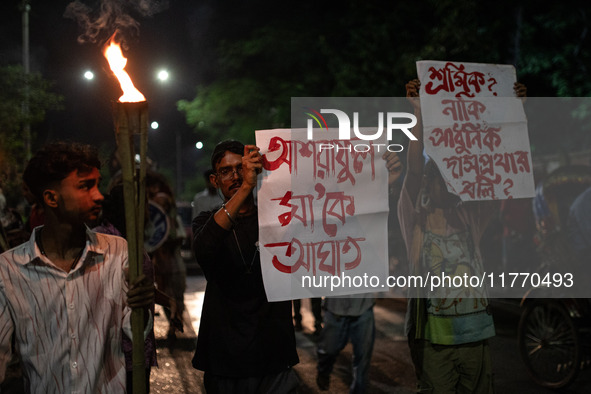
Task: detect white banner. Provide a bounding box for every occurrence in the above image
[416,60,535,200]
[256,129,389,301]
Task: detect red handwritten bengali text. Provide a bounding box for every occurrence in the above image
[264,236,365,276]
[443,151,531,179]
[262,136,376,186]
[424,62,498,98]
[271,183,355,237]
[441,98,486,122]
[429,123,502,155]
[459,174,517,199]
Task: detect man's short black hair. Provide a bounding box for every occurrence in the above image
[211,140,244,171]
[23,141,101,204]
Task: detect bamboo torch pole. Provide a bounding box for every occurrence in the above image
[112,100,148,394]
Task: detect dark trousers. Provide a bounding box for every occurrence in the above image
[203,368,299,394]
[293,298,322,325]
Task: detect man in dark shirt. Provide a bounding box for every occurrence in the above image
[192,140,299,393]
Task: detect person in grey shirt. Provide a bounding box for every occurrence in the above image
[316,295,376,393]
[192,169,221,219]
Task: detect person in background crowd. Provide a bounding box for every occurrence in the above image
[151,189,187,342]
[193,169,221,219]
[316,151,403,393]
[22,182,45,233]
[0,141,154,393]
[0,184,28,252]
[292,298,322,335]
[567,185,591,263]
[315,295,375,393]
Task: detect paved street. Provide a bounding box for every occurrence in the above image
[149,275,415,393]
[149,274,591,393]
[149,277,204,393]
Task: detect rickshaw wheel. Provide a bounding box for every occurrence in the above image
[518,300,580,389]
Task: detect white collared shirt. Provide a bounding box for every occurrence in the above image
[0,227,132,394]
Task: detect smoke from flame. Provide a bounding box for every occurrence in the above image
[65,0,169,45]
[65,1,169,102]
[104,36,145,102]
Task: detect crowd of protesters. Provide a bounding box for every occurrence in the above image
[0,76,589,394]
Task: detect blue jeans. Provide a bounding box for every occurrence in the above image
[316,307,375,394]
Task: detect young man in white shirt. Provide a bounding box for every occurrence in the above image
[0,141,154,393]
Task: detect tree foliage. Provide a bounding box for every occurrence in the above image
[0,65,63,204]
[178,0,591,162]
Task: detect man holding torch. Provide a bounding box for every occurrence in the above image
[0,141,154,393]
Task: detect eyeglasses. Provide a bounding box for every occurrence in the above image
[216,165,243,181]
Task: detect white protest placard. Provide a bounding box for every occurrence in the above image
[416,60,535,200]
[256,129,389,301]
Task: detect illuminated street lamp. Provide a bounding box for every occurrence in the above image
[83,70,94,80]
[196,141,203,150]
[156,69,169,82]
[150,121,159,130]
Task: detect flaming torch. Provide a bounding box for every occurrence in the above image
[104,35,148,394]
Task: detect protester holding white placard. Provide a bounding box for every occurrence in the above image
[398,78,527,393]
[416,60,534,201]
[191,140,299,393]
[256,128,390,302]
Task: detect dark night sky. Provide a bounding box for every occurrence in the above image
[3,1,591,197]
[1,0,352,197]
[0,1,212,187]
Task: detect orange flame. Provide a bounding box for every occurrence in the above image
[103,37,146,102]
